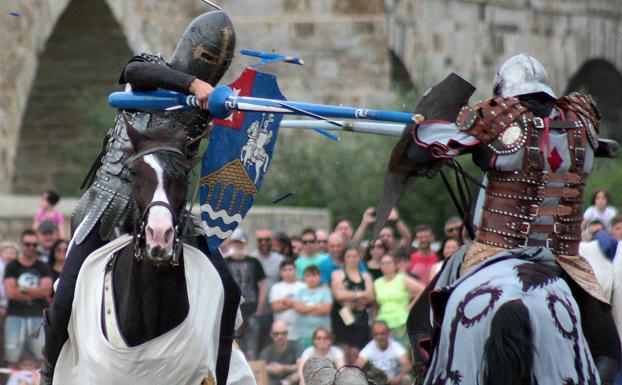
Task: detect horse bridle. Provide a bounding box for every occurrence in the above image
[125,146,187,266]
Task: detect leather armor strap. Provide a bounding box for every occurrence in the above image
[480,211,580,237]
[477,231,580,255]
[486,183,582,200]
[525,114,543,170]
[483,194,580,220]
[549,120,583,130]
[487,170,583,185]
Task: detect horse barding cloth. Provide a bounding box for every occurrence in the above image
[423,244,601,384]
[200,67,284,253]
[53,235,225,385]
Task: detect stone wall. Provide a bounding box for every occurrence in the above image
[3,0,390,194]
[0,0,72,193]
[3,0,620,194]
[0,194,330,248]
[385,0,622,99]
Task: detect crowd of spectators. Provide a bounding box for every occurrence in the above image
[0,187,620,383]
[219,207,462,385]
[0,191,67,370]
[219,188,622,385]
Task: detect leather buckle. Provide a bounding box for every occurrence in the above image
[553,222,561,234]
[519,222,531,235]
[533,117,545,129]
[519,236,530,247]
[528,204,539,217]
[575,147,585,165]
[546,238,554,249]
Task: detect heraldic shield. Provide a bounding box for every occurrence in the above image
[200,68,285,252]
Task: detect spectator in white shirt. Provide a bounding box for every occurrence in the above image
[270,259,306,341]
[356,321,413,385]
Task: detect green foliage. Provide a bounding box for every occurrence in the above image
[58,95,116,196]
[251,86,483,236]
[584,157,622,209]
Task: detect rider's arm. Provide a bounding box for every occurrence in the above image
[120,61,195,93]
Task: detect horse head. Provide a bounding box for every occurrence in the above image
[124,116,191,266]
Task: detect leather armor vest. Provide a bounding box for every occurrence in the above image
[456,93,600,257]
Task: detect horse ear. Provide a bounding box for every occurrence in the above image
[123,114,144,151]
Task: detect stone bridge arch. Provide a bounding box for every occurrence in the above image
[385,0,622,101]
[2,0,390,194]
[566,58,622,142]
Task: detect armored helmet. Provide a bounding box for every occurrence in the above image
[169,11,236,86]
[492,54,556,99]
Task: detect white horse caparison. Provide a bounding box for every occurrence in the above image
[54,129,257,385]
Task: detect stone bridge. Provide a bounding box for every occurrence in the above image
[1,0,621,195]
[385,0,622,133]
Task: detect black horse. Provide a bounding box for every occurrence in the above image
[53,122,252,385]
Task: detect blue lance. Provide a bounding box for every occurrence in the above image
[108,88,423,125]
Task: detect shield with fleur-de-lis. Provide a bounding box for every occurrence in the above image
[199,68,284,253]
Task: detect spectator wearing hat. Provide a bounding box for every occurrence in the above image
[224,230,267,360]
[36,221,59,263]
[33,190,64,239]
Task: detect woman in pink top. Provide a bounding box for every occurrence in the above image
[34,190,64,238]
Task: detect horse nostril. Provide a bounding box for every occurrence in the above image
[164,228,174,243]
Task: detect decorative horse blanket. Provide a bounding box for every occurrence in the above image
[424,245,599,385]
[54,235,225,385]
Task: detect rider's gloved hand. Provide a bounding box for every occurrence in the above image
[188,79,213,110]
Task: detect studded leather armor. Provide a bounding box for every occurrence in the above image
[452,93,602,297]
[72,53,211,245]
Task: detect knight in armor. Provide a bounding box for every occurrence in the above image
[41,11,240,385]
[381,54,620,384]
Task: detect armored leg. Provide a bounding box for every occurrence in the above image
[40,223,107,384]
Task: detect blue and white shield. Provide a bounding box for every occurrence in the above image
[199,68,285,252]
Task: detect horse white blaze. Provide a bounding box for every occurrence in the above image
[143,155,174,256]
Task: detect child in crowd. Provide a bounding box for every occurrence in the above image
[33,190,64,238]
[293,265,332,348]
[582,188,617,235]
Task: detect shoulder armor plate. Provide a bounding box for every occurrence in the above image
[456,96,527,144]
[557,92,600,149]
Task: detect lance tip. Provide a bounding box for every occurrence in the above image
[200,0,222,10]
